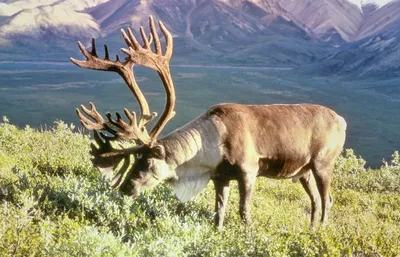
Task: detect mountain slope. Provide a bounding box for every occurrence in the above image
[276,0,363,43]
[97,0,327,66]
[311,30,400,77]
[0,0,398,74]
[0,0,331,66]
[311,0,400,77]
[356,0,400,40]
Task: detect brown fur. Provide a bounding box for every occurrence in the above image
[201,103,345,228]
[119,103,346,229]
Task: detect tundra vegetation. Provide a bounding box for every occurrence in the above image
[0,118,399,256]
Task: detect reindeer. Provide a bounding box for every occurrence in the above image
[71,16,346,229]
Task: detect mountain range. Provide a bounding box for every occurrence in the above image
[0,0,399,76]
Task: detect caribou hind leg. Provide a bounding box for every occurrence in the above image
[299,171,320,229]
[312,162,334,227]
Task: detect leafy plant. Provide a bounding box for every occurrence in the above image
[1,118,399,256]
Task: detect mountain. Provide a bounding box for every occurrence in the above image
[87,0,326,64]
[310,0,400,77]
[0,0,399,75]
[311,29,400,77]
[0,0,331,66]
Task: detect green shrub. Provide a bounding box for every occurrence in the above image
[1,119,399,256]
[0,117,92,176]
[333,149,400,193]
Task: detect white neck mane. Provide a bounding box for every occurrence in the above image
[159,115,226,202]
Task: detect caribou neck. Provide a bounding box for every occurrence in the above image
[155,115,225,203]
[158,115,225,172]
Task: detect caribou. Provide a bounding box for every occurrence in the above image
[71,16,346,229]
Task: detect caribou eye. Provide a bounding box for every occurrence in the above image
[136,153,143,160]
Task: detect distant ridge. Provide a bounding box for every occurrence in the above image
[0,0,399,76]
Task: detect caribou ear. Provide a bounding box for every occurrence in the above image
[152,145,165,159]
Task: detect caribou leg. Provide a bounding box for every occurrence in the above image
[237,170,257,224]
[299,171,320,229]
[312,163,334,227]
[213,178,230,229]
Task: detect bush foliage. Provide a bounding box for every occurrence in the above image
[1,118,399,256]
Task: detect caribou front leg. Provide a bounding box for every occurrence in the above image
[213,179,230,228]
[238,172,257,224]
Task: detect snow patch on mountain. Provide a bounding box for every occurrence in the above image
[347,0,363,9]
[0,3,100,39]
[58,0,111,11]
[347,0,396,10]
[3,0,59,10]
[0,0,111,14]
[0,3,22,16]
[362,0,395,8]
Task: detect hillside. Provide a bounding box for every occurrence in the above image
[1,119,399,256]
[311,0,400,77]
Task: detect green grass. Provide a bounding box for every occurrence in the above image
[0,118,399,256]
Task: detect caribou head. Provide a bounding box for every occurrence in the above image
[71,16,178,197]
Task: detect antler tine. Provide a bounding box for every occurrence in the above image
[90,38,97,56]
[120,16,176,146]
[159,21,173,59]
[90,131,140,187]
[76,102,105,131]
[104,109,152,144]
[90,131,124,174]
[127,28,140,50]
[77,102,155,144]
[140,26,150,49]
[149,16,162,55]
[110,156,130,188]
[70,40,117,70]
[104,44,110,60]
[77,102,116,135]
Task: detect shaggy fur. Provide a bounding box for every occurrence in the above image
[119,103,346,229]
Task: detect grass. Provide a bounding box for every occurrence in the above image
[0,118,399,256]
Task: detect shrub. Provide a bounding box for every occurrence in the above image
[333,149,400,193]
[1,119,399,256]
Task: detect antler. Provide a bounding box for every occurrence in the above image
[121,16,176,146]
[71,37,157,143]
[90,131,141,187]
[71,16,176,186]
[76,102,156,143]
